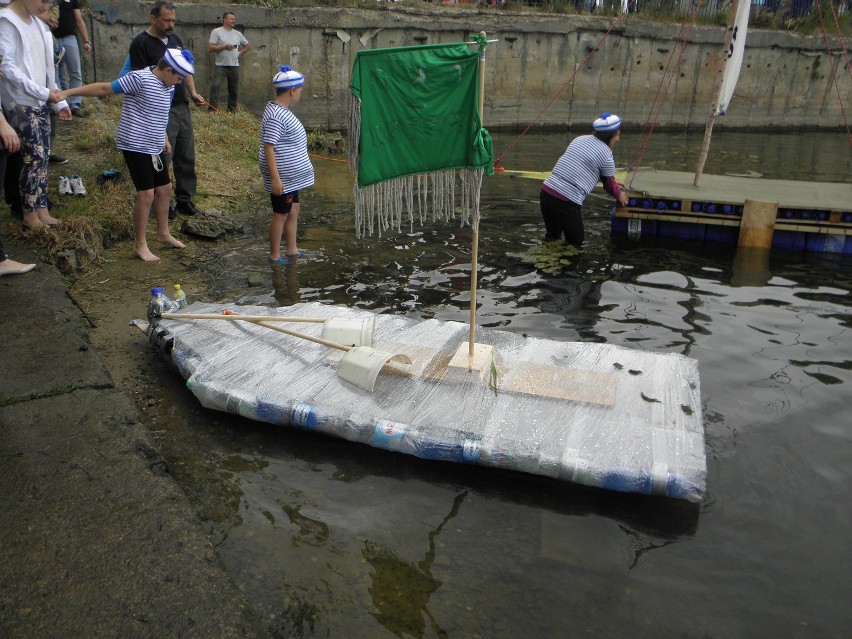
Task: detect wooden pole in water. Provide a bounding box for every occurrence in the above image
[738,199,778,249]
[694,0,741,187]
[468,31,487,362]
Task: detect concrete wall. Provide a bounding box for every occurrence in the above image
[86,1,849,131]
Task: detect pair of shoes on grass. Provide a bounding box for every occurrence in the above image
[58,175,87,196]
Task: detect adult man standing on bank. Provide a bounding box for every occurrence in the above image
[129,0,204,217]
[50,0,91,117]
[207,11,250,113]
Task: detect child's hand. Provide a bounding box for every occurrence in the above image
[163,139,172,156]
[49,89,65,104]
[271,176,284,196]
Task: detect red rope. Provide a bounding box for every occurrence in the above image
[626,13,699,188]
[492,9,630,170]
[817,0,852,148]
[826,0,852,84]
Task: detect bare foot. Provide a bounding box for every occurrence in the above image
[134,246,160,262]
[22,212,45,230]
[156,233,185,249]
[36,211,60,225]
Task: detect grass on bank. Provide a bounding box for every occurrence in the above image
[5,98,272,271]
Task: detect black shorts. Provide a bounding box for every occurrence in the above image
[271,190,299,214]
[123,150,170,192]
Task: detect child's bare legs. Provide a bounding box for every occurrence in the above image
[133,188,159,261]
[153,184,184,249]
[284,203,300,256]
[133,185,186,261]
[269,211,287,262]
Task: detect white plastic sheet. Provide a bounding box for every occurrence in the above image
[145,301,705,501]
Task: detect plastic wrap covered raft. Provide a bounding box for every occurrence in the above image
[142,302,706,502]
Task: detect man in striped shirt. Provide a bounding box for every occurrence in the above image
[57,48,196,262]
[540,112,629,246]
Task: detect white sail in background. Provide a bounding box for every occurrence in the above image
[716,0,751,116]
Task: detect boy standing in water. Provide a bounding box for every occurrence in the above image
[259,65,314,264]
[58,48,195,261]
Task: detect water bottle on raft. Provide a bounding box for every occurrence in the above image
[146,284,188,322]
[173,284,188,309]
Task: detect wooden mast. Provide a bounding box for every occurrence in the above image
[467,31,487,361]
[693,0,741,187]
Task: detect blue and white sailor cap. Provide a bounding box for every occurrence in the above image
[593,112,622,132]
[163,48,195,77]
[273,65,305,90]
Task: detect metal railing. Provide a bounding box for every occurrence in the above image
[503,0,850,21]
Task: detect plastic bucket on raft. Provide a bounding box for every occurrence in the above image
[320,317,375,347]
[337,346,412,392]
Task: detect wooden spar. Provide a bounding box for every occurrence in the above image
[162,312,329,323]
[693,0,741,187]
[467,31,487,362]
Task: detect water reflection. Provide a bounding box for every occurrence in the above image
[363,491,466,639]
[185,130,852,638]
[271,259,301,305]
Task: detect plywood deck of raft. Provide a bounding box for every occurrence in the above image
[625,168,852,210]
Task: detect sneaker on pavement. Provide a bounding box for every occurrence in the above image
[69,175,87,196]
[58,175,73,195]
[49,155,68,165]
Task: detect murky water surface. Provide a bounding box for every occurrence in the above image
[169,131,851,637]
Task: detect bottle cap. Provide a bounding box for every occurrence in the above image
[151,287,164,296]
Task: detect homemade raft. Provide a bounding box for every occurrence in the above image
[614,168,852,255]
[142,301,706,502]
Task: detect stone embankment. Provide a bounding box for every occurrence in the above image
[87,1,849,131]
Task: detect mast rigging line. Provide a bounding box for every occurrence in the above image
[491,7,632,171]
[815,0,852,148]
[626,3,702,189]
[824,0,851,85]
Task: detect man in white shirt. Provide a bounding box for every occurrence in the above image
[207,11,249,113]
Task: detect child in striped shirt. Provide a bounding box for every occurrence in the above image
[259,65,314,264]
[57,48,196,262]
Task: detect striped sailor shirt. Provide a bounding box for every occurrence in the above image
[258,101,314,193]
[112,67,173,155]
[542,134,616,206]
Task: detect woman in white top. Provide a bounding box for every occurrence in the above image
[0,0,71,230]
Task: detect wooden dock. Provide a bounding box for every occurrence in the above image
[615,169,852,254]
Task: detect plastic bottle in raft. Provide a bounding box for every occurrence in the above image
[173,284,187,309]
[147,287,168,321]
[147,287,179,322]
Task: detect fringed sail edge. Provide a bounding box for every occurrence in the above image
[354,169,485,239]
